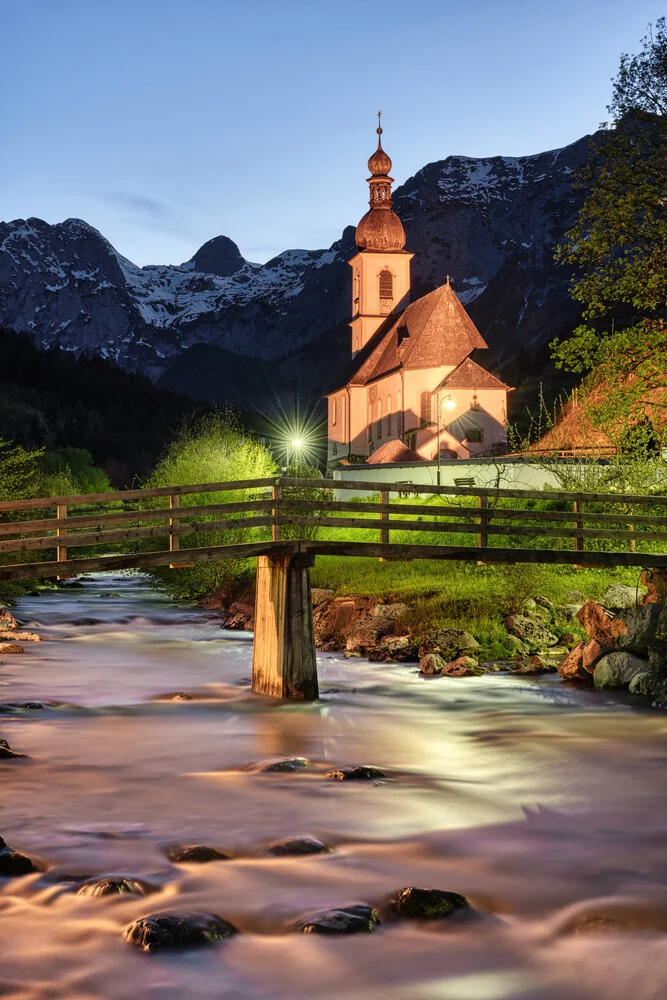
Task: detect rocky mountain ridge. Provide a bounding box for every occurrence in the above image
[0,132,596,403]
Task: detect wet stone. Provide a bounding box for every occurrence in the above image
[389,886,470,920]
[325,765,386,781]
[0,742,27,759]
[22,703,45,710]
[249,757,311,773]
[297,904,380,935]
[124,911,237,951]
[0,837,35,876]
[168,844,230,863]
[265,836,331,857]
[78,876,146,898]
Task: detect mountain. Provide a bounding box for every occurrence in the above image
[0,133,595,407]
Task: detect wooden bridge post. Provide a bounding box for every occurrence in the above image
[56,503,67,579]
[252,548,318,700]
[272,484,282,542]
[169,495,180,554]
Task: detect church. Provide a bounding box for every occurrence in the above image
[326,120,511,468]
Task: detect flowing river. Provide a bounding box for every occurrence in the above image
[1,573,667,999]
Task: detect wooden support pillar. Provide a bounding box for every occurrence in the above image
[56,504,67,579]
[252,549,318,700]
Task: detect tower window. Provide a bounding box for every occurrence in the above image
[420,391,432,426]
[379,269,393,302]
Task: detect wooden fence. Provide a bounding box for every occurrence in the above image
[1,475,667,580]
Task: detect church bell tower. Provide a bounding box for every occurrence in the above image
[349,114,413,356]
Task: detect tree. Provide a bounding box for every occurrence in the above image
[553,19,667,435]
[0,438,43,504]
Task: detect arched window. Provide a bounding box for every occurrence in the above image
[379,269,393,302]
[397,389,403,436]
[331,397,337,426]
[420,391,432,426]
[367,402,373,443]
[386,396,392,437]
[341,396,347,442]
[376,399,383,439]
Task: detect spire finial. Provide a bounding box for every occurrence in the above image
[377,110,382,136]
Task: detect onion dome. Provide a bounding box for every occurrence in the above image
[355,114,406,252]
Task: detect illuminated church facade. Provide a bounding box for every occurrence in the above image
[326,119,511,467]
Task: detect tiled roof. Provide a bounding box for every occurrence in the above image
[438,357,512,391]
[327,282,489,394]
[365,439,425,464]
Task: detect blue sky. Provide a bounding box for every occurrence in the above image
[1,0,663,265]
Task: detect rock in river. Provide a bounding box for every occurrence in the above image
[124,911,238,951]
[593,651,649,689]
[248,757,311,773]
[0,836,35,876]
[389,886,469,920]
[506,615,558,649]
[78,876,147,897]
[168,845,230,863]
[610,604,662,657]
[265,836,331,856]
[297,904,380,934]
[325,765,386,781]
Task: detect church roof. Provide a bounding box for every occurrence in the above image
[328,281,489,394]
[437,357,512,391]
[365,439,425,464]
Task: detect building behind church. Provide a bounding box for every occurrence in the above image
[326,121,512,469]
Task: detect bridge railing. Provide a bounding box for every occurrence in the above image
[1,476,667,579]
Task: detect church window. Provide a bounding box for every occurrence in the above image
[386,396,392,437]
[467,428,484,444]
[420,391,432,426]
[376,400,383,439]
[342,396,347,441]
[379,269,393,302]
[331,398,337,426]
[367,403,373,443]
[397,390,403,436]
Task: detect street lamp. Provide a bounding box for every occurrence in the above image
[436,394,457,486]
[288,438,303,469]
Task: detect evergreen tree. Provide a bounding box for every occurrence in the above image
[552,19,667,434]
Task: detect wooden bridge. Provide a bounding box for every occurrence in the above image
[2,475,667,701]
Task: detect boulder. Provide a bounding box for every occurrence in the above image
[0,742,27,759]
[440,655,484,677]
[516,655,556,675]
[418,628,480,659]
[311,588,333,607]
[648,642,667,676]
[314,596,374,650]
[576,601,614,642]
[419,653,446,675]
[389,886,469,920]
[582,638,615,673]
[600,583,641,609]
[593,651,649,689]
[0,836,35,876]
[168,845,229,863]
[222,595,255,631]
[628,672,665,698]
[563,589,586,604]
[265,837,331,857]
[197,585,231,611]
[78,877,147,897]
[297,904,380,934]
[610,604,662,657]
[554,604,584,621]
[345,602,410,655]
[0,610,18,630]
[640,568,667,605]
[325,765,386,781]
[558,642,591,682]
[124,912,237,951]
[0,631,42,642]
[506,615,558,649]
[535,596,554,610]
[369,635,417,662]
[559,632,578,649]
[248,757,311,773]
[505,634,528,656]
[0,644,24,654]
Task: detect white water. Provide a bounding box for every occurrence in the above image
[1,574,667,999]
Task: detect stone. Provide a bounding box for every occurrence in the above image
[314,596,375,650]
[516,655,556,675]
[559,632,578,649]
[440,655,484,677]
[0,644,24,654]
[124,911,237,951]
[0,610,19,630]
[582,638,615,673]
[325,765,386,781]
[0,837,35,876]
[640,569,667,605]
[594,651,650,689]
[22,703,45,710]
[558,642,591,682]
[628,672,664,698]
[78,877,146,898]
[368,635,417,663]
[610,605,662,657]
[505,615,558,649]
[600,583,641,609]
[389,886,469,920]
[534,596,554,610]
[418,628,480,659]
[265,837,331,856]
[168,845,229,863]
[248,757,311,773]
[0,743,27,759]
[345,602,410,656]
[554,604,584,621]
[419,653,446,675]
[576,601,614,643]
[311,588,333,607]
[505,634,528,656]
[222,595,255,631]
[0,631,43,642]
[297,904,380,935]
[563,589,586,604]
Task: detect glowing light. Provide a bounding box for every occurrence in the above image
[292,439,303,449]
[442,397,457,411]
